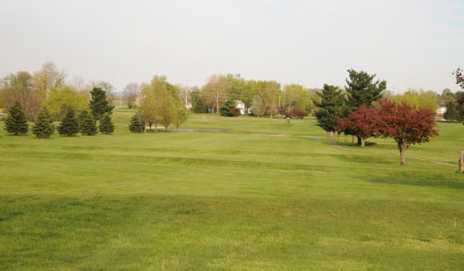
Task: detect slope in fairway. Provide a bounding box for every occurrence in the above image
[1,110,463,270]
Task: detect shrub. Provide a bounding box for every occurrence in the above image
[220,100,241,117]
[32,108,55,138]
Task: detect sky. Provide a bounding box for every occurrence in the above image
[0,0,463,92]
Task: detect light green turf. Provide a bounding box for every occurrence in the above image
[1,109,463,271]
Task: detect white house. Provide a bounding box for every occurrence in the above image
[235,100,246,115]
[436,106,447,120]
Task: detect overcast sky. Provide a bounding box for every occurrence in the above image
[1,0,463,92]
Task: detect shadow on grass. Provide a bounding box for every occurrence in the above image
[368,172,464,189]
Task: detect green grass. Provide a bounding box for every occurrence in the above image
[1,110,464,270]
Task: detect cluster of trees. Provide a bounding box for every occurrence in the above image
[131,76,187,132]
[189,74,314,118]
[439,69,464,122]
[315,69,438,164]
[2,64,115,138]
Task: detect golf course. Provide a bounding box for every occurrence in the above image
[1,109,463,271]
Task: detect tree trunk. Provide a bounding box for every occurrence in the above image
[399,143,406,165]
[357,136,362,146]
[360,138,365,147]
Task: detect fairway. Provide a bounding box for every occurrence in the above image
[1,110,464,271]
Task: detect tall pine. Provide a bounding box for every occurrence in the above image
[345,69,386,109]
[33,108,55,138]
[58,108,80,136]
[99,114,114,135]
[314,84,346,133]
[89,87,113,120]
[4,102,28,135]
[79,110,97,136]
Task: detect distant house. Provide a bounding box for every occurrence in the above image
[235,100,246,115]
[436,106,447,120]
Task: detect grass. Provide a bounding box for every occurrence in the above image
[1,109,463,270]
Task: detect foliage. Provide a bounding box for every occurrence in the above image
[99,114,114,135]
[391,90,438,111]
[191,90,209,113]
[129,113,145,133]
[378,99,438,164]
[444,101,459,121]
[281,84,312,117]
[32,107,55,138]
[220,100,241,117]
[314,84,346,132]
[336,105,382,147]
[250,96,266,117]
[46,86,88,121]
[58,108,80,136]
[345,69,386,110]
[89,87,114,120]
[200,75,231,113]
[4,102,28,135]
[456,68,464,89]
[79,110,97,136]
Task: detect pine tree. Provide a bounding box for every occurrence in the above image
[32,108,55,138]
[220,100,240,117]
[58,108,80,136]
[345,69,386,109]
[444,101,459,121]
[129,113,145,133]
[314,84,346,133]
[79,110,97,136]
[89,87,113,120]
[99,114,114,135]
[4,102,28,135]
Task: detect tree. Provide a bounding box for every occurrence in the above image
[79,110,97,136]
[99,114,114,134]
[191,89,208,113]
[444,101,459,121]
[391,90,438,111]
[345,69,386,144]
[32,108,55,138]
[314,84,346,133]
[254,80,281,117]
[4,102,28,135]
[46,85,88,121]
[123,83,139,109]
[281,84,312,118]
[379,100,438,165]
[251,96,266,117]
[220,100,240,117]
[201,75,231,113]
[129,113,145,133]
[336,105,382,147]
[58,108,80,136]
[89,87,113,120]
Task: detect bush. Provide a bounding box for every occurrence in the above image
[129,113,145,133]
[4,102,28,135]
[99,114,114,135]
[58,108,80,136]
[79,110,97,136]
[33,108,55,138]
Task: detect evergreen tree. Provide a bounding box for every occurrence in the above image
[314,84,345,133]
[58,108,80,136]
[89,87,113,120]
[79,110,97,136]
[99,114,114,134]
[444,101,459,121]
[32,108,55,138]
[220,100,240,117]
[129,113,145,133]
[4,102,28,135]
[345,69,386,109]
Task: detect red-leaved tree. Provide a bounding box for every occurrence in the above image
[378,99,438,165]
[336,105,383,147]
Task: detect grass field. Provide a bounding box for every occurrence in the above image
[1,109,464,270]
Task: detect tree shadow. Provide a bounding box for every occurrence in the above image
[368,172,464,190]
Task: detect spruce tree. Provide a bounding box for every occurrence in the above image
[4,102,28,135]
[58,108,80,136]
[314,84,346,133]
[89,87,113,120]
[99,114,114,135]
[79,110,97,136]
[33,108,55,138]
[129,113,145,133]
[345,69,386,109]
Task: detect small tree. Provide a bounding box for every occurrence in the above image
[220,100,240,117]
[89,87,113,120]
[129,113,145,133]
[379,100,438,165]
[58,108,80,136]
[444,101,459,121]
[99,114,114,134]
[79,110,97,136]
[32,107,54,138]
[336,105,382,147]
[4,102,28,135]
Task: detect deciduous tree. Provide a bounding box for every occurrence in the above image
[336,105,382,147]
